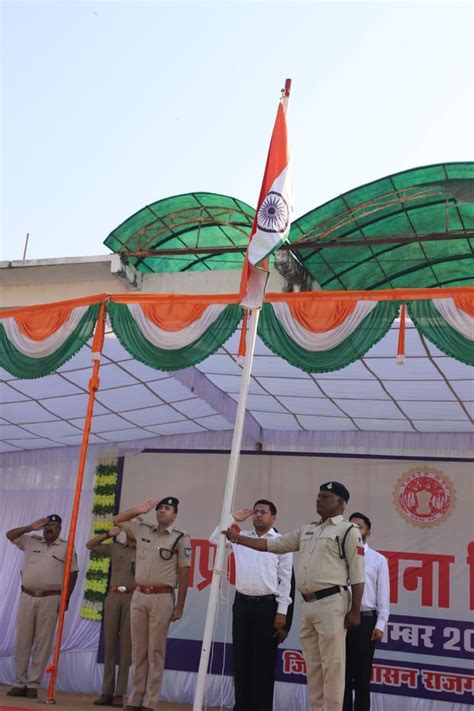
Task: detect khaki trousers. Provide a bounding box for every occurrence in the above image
[128,590,174,711]
[300,589,350,711]
[14,592,59,689]
[102,592,132,696]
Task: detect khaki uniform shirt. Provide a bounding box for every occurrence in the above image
[13,535,79,592]
[94,541,136,588]
[267,515,365,595]
[122,520,191,588]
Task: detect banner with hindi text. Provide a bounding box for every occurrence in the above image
[119,450,474,708]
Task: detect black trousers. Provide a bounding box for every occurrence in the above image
[232,592,278,711]
[343,614,377,711]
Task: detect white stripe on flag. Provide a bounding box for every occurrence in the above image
[247,165,292,267]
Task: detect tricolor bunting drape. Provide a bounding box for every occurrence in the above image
[408,296,474,366]
[258,299,399,372]
[0,289,473,378]
[108,294,243,372]
[258,289,473,372]
[0,295,105,379]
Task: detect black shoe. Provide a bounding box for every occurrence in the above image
[6,686,27,697]
[26,688,38,698]
[94,695,114,706]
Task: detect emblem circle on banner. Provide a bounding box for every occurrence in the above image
[257,191,290,234]
[393,466,456,527]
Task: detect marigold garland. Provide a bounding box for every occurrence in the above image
[80,458,119,621]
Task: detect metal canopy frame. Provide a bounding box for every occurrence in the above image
[103,163,474,289]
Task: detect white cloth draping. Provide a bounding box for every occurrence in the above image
[1,445,472,711]
[162,671,472,710]
[272,301,377,350]
[2,306,89,357]
[432,298,474,340]
[0,445,100,684]
[128,303,226,349]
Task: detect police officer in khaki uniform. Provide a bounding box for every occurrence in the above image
[86,525,136,707]
[113,497,191,711]
[226,482,365,711]
[5,514,78,699]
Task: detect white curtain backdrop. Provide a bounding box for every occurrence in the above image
[1,445,472,711]
[0,445,101,689]
[160,672,471,711]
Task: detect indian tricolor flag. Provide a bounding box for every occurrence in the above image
[240,79,293,309]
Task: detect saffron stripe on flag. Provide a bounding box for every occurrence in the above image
[240,81,293,309]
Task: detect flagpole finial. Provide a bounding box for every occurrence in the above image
[283,78,292,97]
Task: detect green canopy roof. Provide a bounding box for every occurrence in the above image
[104,162,474,288]
[104,192,255,273]
[291,162,474,290]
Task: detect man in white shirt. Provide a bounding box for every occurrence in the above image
[343,512,390,711]
[210,499,293,711]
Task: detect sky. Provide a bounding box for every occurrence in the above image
[1,0,473,262]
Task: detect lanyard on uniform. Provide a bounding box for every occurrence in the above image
[159,532,184,561]
[335,525,354,559]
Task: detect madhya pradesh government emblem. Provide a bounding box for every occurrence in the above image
[393,466,456,527]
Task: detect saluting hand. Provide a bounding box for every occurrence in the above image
[31,517,49,530]
[137,500,159,514]
[108,526,122,538]
[232,508,253,522]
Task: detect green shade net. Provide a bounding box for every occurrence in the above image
[291,162,474,290]
[104,164,474,289]
[104,192,255,274]
[258,301,400,373]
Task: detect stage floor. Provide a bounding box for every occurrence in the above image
[0,686,221,711]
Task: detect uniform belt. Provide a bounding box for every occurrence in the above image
[109,586,135,594]
[360,609,377,617]
[302,585,348,602]
[236,591,276,602]
[21,586,61,598]
[136,585,173,595]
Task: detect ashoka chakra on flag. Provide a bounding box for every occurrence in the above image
[257,191,290,234]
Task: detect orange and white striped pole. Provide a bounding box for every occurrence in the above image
[45,300,107,703]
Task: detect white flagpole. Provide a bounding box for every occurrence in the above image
[192,306,260,711]
[193,79,291,710]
